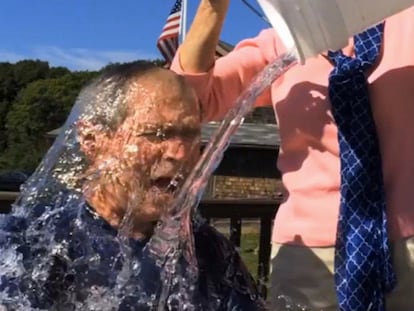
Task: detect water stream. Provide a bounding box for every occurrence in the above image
[146,50,298,309]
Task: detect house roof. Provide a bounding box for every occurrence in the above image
[202,122,279,149]
[46,122,280,149]
[216,40,234,56]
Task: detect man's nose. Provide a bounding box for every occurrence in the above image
[162,138,189,161]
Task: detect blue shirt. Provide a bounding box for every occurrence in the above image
[0,200,265,310]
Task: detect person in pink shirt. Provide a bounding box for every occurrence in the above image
[170,0,414,310]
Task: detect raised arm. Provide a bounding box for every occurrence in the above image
[171,0,283,121]
[178,0,230,73]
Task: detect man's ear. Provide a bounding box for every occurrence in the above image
[76,120,107,160]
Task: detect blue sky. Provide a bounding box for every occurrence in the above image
[0,1,269,71]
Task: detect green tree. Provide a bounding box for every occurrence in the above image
[0,60,69,153]
[3,71,97,171]
[0,62,18,151]
[12,60,50,88]
[47,66,71,79]
[0,58,163,172]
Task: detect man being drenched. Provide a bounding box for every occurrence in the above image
[0,62,265,310]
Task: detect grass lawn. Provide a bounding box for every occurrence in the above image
[213,221,261,280]
[239,232,260,279]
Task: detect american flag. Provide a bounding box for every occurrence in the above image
[157,0,183,64]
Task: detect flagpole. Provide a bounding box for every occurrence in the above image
[180,0,188,43]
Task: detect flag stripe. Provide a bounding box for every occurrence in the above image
[157,0,232,65]
[157,0,182,63]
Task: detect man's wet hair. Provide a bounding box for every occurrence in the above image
[77,60,167,133]
[49,61,170,190]
[100,60,163,82]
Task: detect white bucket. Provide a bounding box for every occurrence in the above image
[256,0,414,63]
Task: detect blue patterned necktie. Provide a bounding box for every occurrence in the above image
[328,23,396,311]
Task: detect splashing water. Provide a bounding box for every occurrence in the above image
[149,50,297,251]
[146,51,298,310]
[0,72,197,310]
[0,53,309,311]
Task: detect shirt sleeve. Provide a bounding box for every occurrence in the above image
[170,28,284,122]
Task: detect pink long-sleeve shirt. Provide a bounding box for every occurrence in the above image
[171,7,414,247]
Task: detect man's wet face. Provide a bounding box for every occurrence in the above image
[83,70,201,237]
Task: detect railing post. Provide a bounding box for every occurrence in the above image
[257,215,273,298]
[230,217,242,247]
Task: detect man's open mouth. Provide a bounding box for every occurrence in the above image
[150,174,183,194]
[150,177,175,193]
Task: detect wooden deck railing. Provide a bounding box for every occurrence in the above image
[0,192,281,298]
[199,198,280,297]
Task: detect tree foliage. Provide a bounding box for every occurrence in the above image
[0,60,72,152]
[3,72,97,170]
[0,58,165,172]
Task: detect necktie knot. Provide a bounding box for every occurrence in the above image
[329,54,364,80]
[329,22,384,78]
